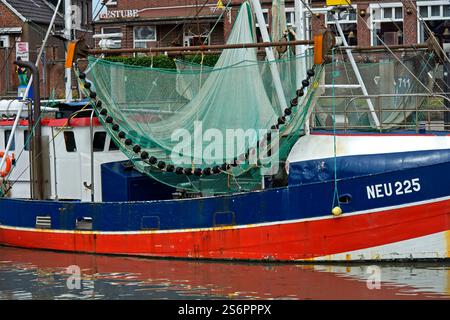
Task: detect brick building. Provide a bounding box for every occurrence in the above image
[92,0,301,52]
[310,0,450,47]
[93,0,450,53]
[0,0,93,98]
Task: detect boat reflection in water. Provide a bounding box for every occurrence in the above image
[0,246,449,300]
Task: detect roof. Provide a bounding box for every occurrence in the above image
[1,0,64,25]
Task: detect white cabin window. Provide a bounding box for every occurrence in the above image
[63,131,77,152]
[4,130,15,151]
[24,130,30,151]
[109,138,119,151]
[93,132,107,152]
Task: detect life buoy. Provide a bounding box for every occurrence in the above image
[0,151,12,177]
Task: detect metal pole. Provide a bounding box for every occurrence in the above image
[444,52,450,128]
[89,108,95,202]
[334,16,381,128]
[295,0,307,88]
[0,0,62,179]
[88,39,314,55]
[26,100,34,198]
[250,0,288,111]
[65,0,73,101]
[51,127,58,200]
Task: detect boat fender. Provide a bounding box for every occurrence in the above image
[0,151,12,177]
[331,206,343,216]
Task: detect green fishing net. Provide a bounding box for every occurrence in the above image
[80,2,319,194]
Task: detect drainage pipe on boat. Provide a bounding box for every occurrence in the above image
[14,60,44,200]
[89,108,95,202]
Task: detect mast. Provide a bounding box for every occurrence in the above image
[65,0,73,101]
[294,0,307,88]
[250,0,288,111]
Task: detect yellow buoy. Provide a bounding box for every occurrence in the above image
[332,206,343,216]
[312,81,319,89]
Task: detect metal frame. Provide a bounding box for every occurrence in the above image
[312,93,450,132]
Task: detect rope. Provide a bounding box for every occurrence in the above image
[331,49,340,210]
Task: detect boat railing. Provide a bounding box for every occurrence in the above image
[311,93,450,133]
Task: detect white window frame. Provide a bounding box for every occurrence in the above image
[285,8,296,27]
[416,1,450,43]
[255,8,302,28]
[183,24,211,47]
[370,3,404,23]
[369,2,404,46]
[324,5,357,45]
[255,9,269,28]
[133,26,157,49]
[0,35,10,48]
[100,27,122,48]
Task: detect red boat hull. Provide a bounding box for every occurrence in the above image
[1,197,449,261]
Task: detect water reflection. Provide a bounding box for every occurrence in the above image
[0,246,449,300]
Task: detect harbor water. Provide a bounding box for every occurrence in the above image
[0,246,449,300]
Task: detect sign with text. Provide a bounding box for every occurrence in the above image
[16,41,29,61]
[100,9,139,19]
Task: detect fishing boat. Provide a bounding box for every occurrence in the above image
[0,0,449,262]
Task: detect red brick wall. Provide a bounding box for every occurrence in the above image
[402,0,417,45]
[96,0,293,49]
[356,3,370,47]
[0,2,22,27]
[0,2,22,96]
[0,3,68,98]
[311,13,326,37]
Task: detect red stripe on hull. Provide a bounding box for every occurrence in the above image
[1,199,449,261]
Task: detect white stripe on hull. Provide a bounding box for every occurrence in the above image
[313,264,450,297]
[310,230,450,261]
[287,134,450,164]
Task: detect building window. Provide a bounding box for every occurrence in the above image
[183,24,210,46]
[419,6,429,18]
[444,5,450,17]
[255,10,269,28]
[81,1,85,26]
[84,0,89,25]
[0,35,9,48]
[133,26,157,48]
[93,132,107,152]
[417,1,450,43]
[326,7,358,46]
[371,5,404,46]
[101,27,122,49]
[63,131,77,152]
